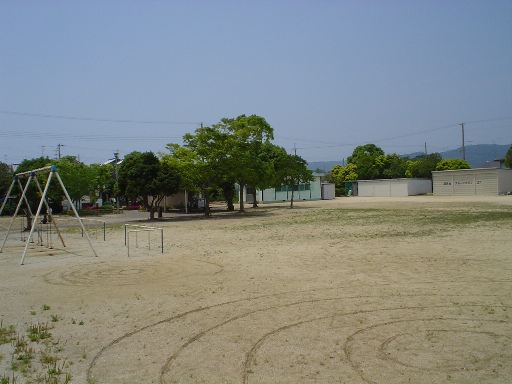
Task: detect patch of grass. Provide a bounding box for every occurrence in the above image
[0,373,17,384]
[228,205,511,241]
[1,319,72,384]
[418,210,512,226]
[27,322,52,342]
[0,322,16,345]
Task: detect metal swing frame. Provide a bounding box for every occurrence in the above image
[0,165,98,264]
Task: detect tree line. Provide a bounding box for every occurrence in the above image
[2,122,512,215]
[325,143,494,196]
[0,115,314,219]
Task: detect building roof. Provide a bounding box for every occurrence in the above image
[432,167,512,173]
[477,158,507,169]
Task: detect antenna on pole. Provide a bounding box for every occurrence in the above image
[459,123,465,160]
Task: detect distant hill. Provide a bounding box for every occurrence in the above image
[431,144,510,168]
[307,161,343,173]
[307,144,511,172]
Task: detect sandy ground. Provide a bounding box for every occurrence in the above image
[1,195,511,384]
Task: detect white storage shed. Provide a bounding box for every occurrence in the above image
[356,178,432,197]
[321,183,336,200]
[432,168,512,196]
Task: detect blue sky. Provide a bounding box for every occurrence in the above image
[1,1,511,165]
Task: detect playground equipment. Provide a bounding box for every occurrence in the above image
[36,214,54,249]
[124,224,163,257]
[0,165,97,264]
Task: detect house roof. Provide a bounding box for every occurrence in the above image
[477,158,506,169]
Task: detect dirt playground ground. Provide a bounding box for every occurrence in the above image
[1,195,511,384]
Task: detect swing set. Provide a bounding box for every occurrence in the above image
[0,165,97,265]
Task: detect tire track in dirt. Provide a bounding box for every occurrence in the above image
[85,281,511,383]
[43,259,223,286]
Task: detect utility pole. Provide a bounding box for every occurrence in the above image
[459,123,465,160]
[56,144,64,159]
[293,143,297,155]
[41,146,45,157]
[114,152,120,214]
[424,142,427,155]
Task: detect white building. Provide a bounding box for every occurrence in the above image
[350,178,432,197]
[245,173,334,203]
[432,168,512,196]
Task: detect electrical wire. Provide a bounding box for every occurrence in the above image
[2,110,510,153]
[0,110,202,125]
[293,118,511,151]
[0,130,183,142]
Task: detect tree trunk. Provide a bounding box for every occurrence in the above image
[252,192,258,208]
[204,191,210,217]
[24,209,32,231]
[143,197,155,220]
[239,184,245,212]
[290,184,295,209]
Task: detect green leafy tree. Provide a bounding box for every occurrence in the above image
[118,151,180,220]
[219,181,237,211]
[327,163,358,195]
[214,114,274,212]
[274,154,314,208]
[435,158,471,171]
[406,153,442,179]
[89,162,115,205]
[153,160,181,216]
[165,126,229,217]
[257,142,289,197]
[119,151,159,211]
[54,156,93,209]
[376,153,409,179]
[0,162,14,215]
[13,157,55,229]
[161,149,200,206]
[0,162,12,198]
[504,144,512,169]
[347,144,385,180]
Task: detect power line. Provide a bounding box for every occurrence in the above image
[464,117,512,125]
[0,130,184,142]
[0,110,202,125]
[291,117,511,151]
